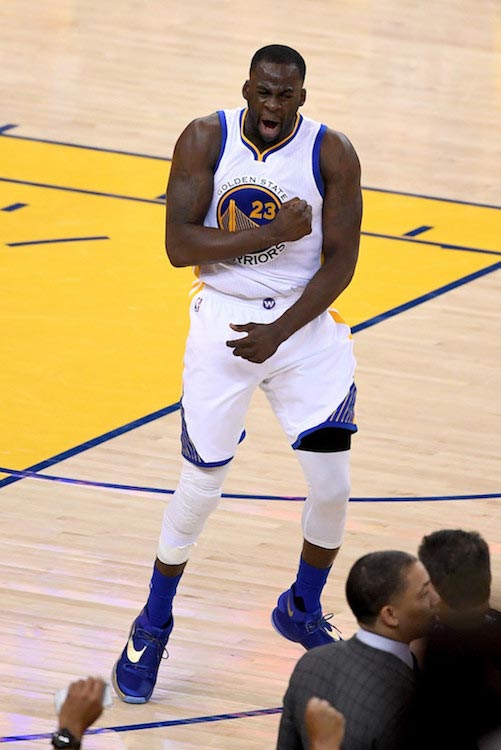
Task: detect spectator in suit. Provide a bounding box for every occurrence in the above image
[413,529,501,749]
[55,676,347,750]
[277,550,437,750]
[418,528,497,624]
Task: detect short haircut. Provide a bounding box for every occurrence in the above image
[346,550,417,625]
[418,529,491,609]
[250,44,306,82]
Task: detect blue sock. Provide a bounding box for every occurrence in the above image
[145,566,182,628]
[292,558,332,613]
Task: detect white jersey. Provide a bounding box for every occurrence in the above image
[199,107,327,299]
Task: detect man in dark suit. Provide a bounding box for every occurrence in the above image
[417,528,498,625]
[414,529,501,749]
[276,550,437,750]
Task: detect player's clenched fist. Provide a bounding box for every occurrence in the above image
[270,197,313,242]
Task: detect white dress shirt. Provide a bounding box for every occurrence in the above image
[355,628,415,669]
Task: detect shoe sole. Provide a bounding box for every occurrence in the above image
[271,607,303,645]
[111,660,150,704]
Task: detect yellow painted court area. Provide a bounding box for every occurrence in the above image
[0,134,499,476]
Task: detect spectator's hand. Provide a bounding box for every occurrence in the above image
[58,677,106,742]
[305,696,345,750]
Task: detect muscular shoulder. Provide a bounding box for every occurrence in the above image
[172,112,222,170]
[182,112,221,138]
[319,127,361,183]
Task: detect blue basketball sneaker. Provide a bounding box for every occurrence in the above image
[271,588,342,649]
[112,610,173,703]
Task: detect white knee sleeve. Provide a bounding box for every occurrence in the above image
[296,450,351,549]
[157,458,231,564]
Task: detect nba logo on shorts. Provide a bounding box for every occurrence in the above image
[263,298,276,309]
[194,297,203,312]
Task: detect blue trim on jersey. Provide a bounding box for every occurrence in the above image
[312,124,327,197]
[261,114,303,162]
[214,111,228,173]
[239,109,258,159]
[239,109,304,162]
[291,383,358,449]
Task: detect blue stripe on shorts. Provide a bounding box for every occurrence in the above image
[180,398,245,468]
[292,383,358,449]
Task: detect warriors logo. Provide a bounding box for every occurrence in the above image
[216,184,286,266]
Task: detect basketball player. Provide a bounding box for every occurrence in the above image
[113,44,362,703]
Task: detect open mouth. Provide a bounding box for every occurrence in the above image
[259,118,280,140]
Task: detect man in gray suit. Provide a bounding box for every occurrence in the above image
[277,550,437,750]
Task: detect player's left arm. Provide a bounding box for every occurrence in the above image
[227,130,361,363]
[275,128,362,336]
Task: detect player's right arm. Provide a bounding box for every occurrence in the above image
[165,114,311,267]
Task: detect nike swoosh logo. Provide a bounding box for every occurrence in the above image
[127,638,147,663]
[287,593,294,618]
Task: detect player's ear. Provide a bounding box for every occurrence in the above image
[242,80,250,101]
[299,88,306,107]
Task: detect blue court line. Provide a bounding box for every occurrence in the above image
[7,235,109,247]
[403,225,433,237]
[1,262,499,493]
[1,176,499,259]
[0,129,168,161]
[0,179,501,232]
[0,403,180,490]
[0,128,497,748]
[352,261,501,334]
[1,129,500,210]
[364,230,501,257]
[1,202,27,212]
[361,185,500,211]
[0,466,498,502]
[0,706,283,743]
[0,176,163,206]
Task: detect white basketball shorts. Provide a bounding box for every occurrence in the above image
[180,285,357,467]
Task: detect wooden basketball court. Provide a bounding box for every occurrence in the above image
[0,1,499,748]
